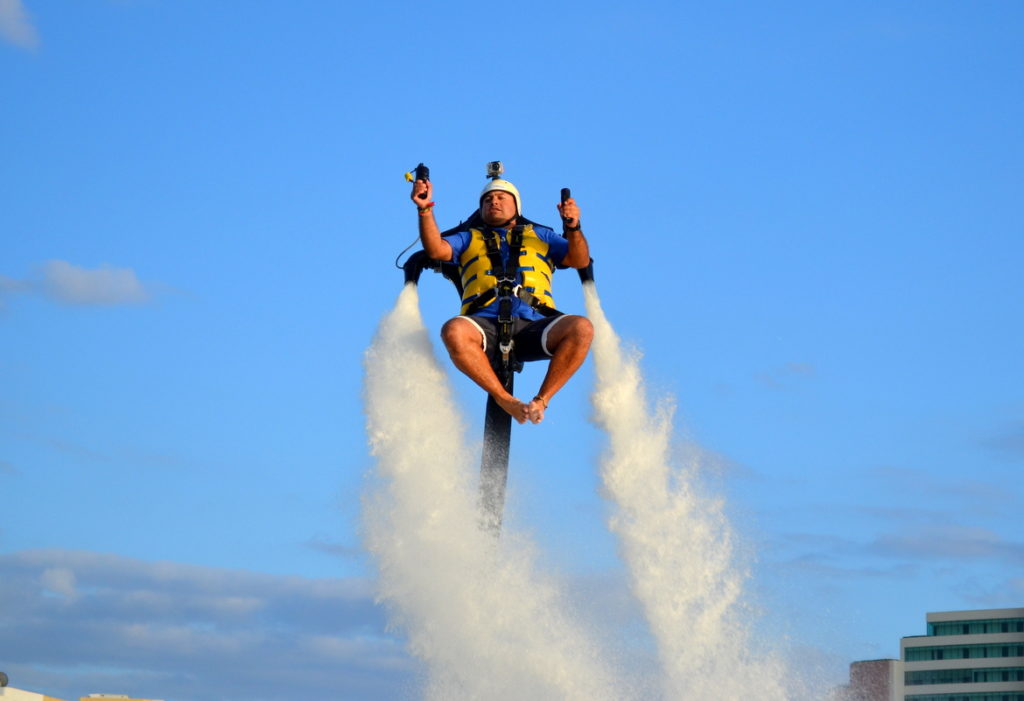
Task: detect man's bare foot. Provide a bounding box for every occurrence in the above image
[495,395,528,424]
[526,397,547,424]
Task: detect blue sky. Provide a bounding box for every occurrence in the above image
[2,1,1022,699]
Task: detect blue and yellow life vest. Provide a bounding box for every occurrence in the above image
[458,225,558,316]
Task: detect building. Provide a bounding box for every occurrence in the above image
[845,659,903,701]
[902,608,1024,701]
[0,676,158,701]
[838,607,1024,701]
[0,683,68,701]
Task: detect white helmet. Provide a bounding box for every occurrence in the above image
[479,179,521,216]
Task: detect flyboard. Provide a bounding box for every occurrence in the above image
[399,161,594,534]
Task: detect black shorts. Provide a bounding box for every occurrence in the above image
[458,314,569,362]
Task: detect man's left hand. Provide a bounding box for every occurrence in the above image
[557,197,580,229]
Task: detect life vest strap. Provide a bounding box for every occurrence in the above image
[462,286,563,317]
[516,287,563,317]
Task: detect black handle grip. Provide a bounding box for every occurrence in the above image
[560,187,573,225]
[414,163,430,202]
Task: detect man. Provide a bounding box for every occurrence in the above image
[411,175,594,425]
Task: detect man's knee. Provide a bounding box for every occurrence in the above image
[549,315,594,351]
[441,317,483,353]
[564,315,593,341]
[574,316,594,343]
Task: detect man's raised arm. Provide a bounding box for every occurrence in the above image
[556,196,590,269]
[411,179,452,261]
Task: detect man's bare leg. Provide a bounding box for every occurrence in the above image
[525,315,594,424]
[440,317,528,424]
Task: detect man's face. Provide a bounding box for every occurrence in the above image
[481,190,517,226]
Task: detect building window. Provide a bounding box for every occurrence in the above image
[905,644,1024,661]
[906,667,1024,686]
[928,617,1024,636]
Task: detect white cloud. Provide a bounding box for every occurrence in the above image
[0,0,39,49]
[952,575,1024,607]
[775,520,1024,570]
[774,553,919,583]
[2,260,164,309]
[39,260,152,306]
[0,549,415,701]
[306,534,365,560]
[868,524,1024,565]
[867,465,1018,516]
[40,566,78,600]
[0,273,29,310]
[755,361,816,389]
[0,274,27,293]
[985,420,1024,461]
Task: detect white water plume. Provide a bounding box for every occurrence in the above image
[362,284,622,701]
[584,282,792,699]
[362,282,805,700]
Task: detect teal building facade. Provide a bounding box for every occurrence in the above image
[901,608,1024,701]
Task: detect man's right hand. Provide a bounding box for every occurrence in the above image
[413,179,452,261]
[410,179,433,208]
